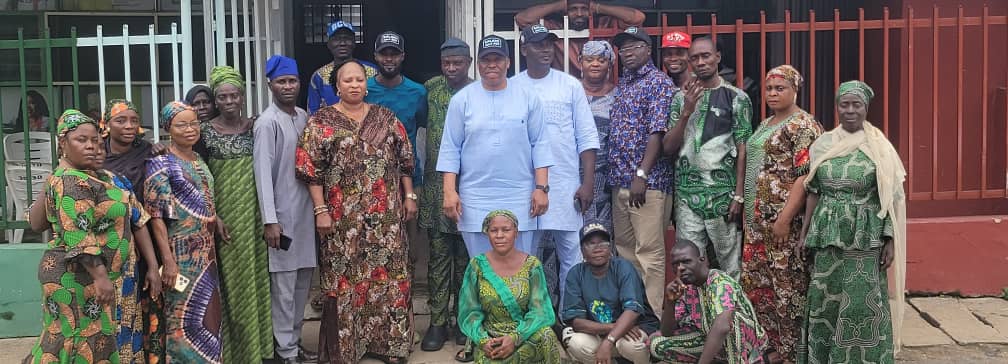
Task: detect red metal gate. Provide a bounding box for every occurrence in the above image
[591,3,1008,218]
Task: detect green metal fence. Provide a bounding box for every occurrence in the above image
[0,27,77,233]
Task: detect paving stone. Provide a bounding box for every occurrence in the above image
[961,298,1008,337]
[911,296,1008,344]
[901,302,954,347]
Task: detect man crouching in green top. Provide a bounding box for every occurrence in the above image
[650,240,768,364]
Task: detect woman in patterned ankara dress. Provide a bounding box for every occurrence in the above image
[202,65,274,363]
[797,80,907,363]
[457,210,561,364]
[295,60,418,364]
[97,99,166,364]
[28,110,158,364]
[144,102,223,363]
[741,65,823,363]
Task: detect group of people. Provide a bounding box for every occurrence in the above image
[22,1,907,363]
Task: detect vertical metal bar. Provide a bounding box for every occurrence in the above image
[833,9,840,123]
[955,5,964,197]
[686,13,693,37]
[231,0,240,71]
[204,0,217,74]
[759,11,766,121]
[563,15,570,75]
[264,0,274,74]
[859,8,865,81]
[980,5,989,195]
[809,10,816,116]
[513,21,520,74]
[735,18,743,90]
[17,29,32,200]
[171,23,181,100]
[710,13,717,45]
[215,0,227,66]
[243,0,253,114]
[122,24,132,101]
[883,7,890,135]
[44,28,56,160]
[71,27,80,109]
[148,24,160,142]
[180,0,194,91]
[931,6,939,198]
[784,10,791,64]
[97,25,107,119]
[252,0,265,109]
[907,6,915,197]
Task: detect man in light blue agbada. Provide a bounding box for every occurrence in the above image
[437,35,553,256]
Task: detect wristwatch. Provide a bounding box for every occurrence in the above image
[405,192,418,201]
[535,184,550,193]
[606,335,617,344]
[635,168,649,180]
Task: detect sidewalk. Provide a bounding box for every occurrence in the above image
[3,295,1006,363]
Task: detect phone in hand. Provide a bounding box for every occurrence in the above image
[159,267,191,292]
[279,234,293,251]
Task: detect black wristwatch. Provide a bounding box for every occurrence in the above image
[535,184,550,193]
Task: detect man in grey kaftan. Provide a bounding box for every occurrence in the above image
[253,55,318,364]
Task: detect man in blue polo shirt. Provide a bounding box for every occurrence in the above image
[365,31,427,186]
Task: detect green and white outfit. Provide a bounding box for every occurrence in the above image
[669,77,752,278]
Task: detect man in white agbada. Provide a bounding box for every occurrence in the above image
[511,24,599,307]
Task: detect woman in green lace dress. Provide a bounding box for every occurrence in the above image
[797,80,907,363]
[202,66,273,363]
[457,210,561,364]
[741,65,823,363]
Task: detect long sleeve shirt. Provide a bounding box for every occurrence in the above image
[511,69,599,231]
[436,82,554,232]
[252,104,317,272]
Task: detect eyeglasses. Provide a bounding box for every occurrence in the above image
[583,240,612,249]
[617,44,648,55]
[172,120,201,130]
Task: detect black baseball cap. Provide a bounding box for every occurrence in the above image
[375,31,405,53]
[579,222,611,244]
[520,24,558,44]
[612,26,652,47]
[477,35,509,58]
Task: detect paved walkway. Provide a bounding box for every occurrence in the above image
[3,295,1006,363]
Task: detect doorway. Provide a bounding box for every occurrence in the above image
[293,0,445,108]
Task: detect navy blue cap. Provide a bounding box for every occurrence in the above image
[375,31,405,52]
[477,35,509,58]
[327,20,355,38]
[579,222,611,244]
[520,24,557,44]
[612,26,652,47]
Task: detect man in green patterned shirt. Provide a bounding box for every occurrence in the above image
[419,37,475,352]
[663,37,752,279]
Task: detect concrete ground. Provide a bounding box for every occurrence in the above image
[3,295,1007,363]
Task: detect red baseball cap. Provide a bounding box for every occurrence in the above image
[661,31,691,49]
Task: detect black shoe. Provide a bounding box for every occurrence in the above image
[421,324,449,351]
[454,324,467,345]
[298,344,318,363]
[281,357,302,364]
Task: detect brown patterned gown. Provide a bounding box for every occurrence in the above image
[741,110,823,361]
[295,105,414,363]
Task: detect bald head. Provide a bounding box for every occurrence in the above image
[671,238,708,285]
[688,36,720,80]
